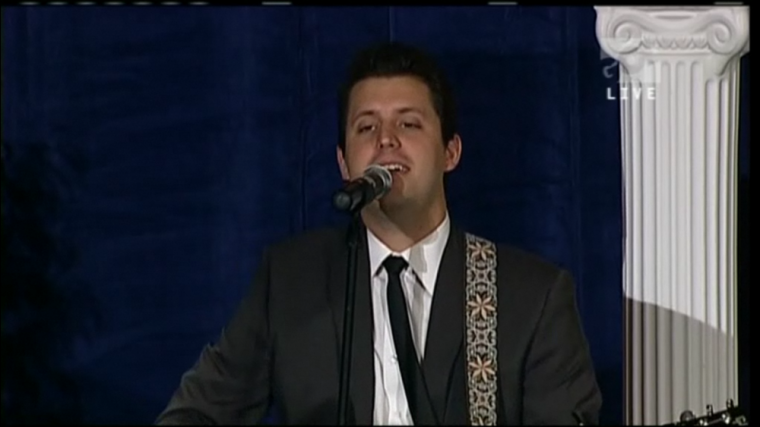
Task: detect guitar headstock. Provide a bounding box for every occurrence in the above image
[666,399,747,425]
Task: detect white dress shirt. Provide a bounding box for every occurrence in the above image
[366,214,450,425]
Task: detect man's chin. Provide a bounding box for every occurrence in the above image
[378,194,416,215]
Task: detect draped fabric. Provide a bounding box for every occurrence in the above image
[0,6,750,424]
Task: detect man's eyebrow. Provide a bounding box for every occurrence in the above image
[396,107,426,115]
[351,110,376,121]
[350,106,428,123]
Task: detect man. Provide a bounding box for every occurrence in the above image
[156,42,602,425]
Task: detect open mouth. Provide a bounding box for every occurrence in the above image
[380,163,409,174]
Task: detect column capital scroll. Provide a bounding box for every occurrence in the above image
[595,6,749,78]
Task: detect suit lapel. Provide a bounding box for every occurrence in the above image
[327,223,374,425]
[421,226,466,422]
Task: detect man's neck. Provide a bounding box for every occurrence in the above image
[361,202,448,253]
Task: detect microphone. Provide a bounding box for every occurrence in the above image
[333,164,392,213]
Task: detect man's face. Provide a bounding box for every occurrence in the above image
[337,75,461,213]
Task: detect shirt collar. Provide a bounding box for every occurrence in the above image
[366,214,451,295]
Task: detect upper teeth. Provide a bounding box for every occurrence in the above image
[385,164,405,171]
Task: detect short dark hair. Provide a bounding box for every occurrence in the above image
[337,42,457,152]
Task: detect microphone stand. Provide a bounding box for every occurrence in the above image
[337,211,361,425]
[333,165,391,425]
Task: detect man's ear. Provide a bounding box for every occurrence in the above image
[444,134,462,172]
[336,146,350,180]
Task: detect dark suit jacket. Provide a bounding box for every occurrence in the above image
[155,223,602,425]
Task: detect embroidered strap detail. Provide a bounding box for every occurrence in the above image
[464,233,498,426]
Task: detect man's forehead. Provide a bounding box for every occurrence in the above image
[352,106,429,117]
[350,75,431,97]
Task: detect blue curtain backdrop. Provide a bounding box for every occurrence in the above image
[1,5,750,425]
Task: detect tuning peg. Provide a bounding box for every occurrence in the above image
[679,410,695,422]
[726,398,735,408]
[706,404,714,416]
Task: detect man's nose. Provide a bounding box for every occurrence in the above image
[378,127,399,148]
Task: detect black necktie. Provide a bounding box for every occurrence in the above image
[383,255,436,425]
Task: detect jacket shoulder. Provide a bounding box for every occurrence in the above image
[497,244,566,278]
[461,230,569,297]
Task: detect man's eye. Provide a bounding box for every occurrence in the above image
[358,124,375,133]
[401,122,421,129]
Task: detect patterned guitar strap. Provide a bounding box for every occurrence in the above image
[464,233,498,426]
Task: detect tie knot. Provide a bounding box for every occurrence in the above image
[383,255,408,277]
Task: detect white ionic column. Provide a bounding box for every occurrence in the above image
[594,6,750,425]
